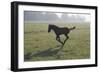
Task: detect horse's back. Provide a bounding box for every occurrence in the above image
[58,27,69,34]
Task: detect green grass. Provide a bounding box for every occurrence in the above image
[24,23,90,61]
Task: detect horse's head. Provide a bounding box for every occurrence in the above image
[48,24,52,33]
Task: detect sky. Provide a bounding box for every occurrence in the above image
[24,11,90,23]
[55,13,90,22]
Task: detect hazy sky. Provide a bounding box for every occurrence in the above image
[24,11,90,22]
[55,13,90,22]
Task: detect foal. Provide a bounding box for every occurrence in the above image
[48,24,75,45]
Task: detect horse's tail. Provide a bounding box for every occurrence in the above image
[69,26,76,30]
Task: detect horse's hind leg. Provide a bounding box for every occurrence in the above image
[56,36,64,45]
[63,35,69,45]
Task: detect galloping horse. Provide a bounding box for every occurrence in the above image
[48,24,76,45]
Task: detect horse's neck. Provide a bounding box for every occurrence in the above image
[52,26,59,32]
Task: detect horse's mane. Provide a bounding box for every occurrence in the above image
[49,24,59,28]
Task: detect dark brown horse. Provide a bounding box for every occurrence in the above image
[48,24,75,46]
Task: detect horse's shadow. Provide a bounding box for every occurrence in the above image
[24,45,64,60]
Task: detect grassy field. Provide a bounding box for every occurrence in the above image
[24,23,90,61]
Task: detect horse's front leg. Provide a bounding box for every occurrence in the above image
[56,36,64,45]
